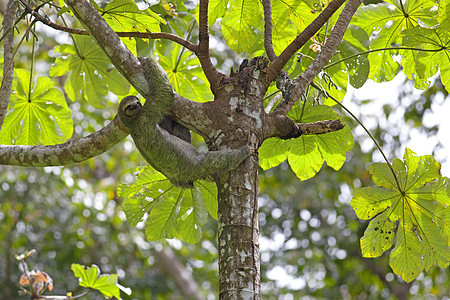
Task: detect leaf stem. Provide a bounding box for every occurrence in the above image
[174,20,196,72]
[28,27,36,103]
[324,46,444,70]
[0,19,38,92]
[311,82,403,191]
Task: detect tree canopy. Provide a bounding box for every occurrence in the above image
[0,0,449,298]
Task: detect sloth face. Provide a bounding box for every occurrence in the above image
[124,100,142,116]
[119,96,142,117]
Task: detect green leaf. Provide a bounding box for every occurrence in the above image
[158,44,214,102]
[259,138,290,170]
[369,162,398,190]
[351,148,450,282]
[119,167,216,243]
[209,0,230,26]
[145,190,179,241]
[401,26,450,93]
[287,104,354,180]
[360,209,396,257]
[352,0,439,83]
[99,0,164,33]
[271,0,298,55]
[389,215,424,283]
[338,25,370,88]
[221,0,263,53]
[120,167,173,226]
[351,187,399,220]
[178,188,208,244]
[196,180,219,220]
[49,35,129,108]
[0,69,73,145]
[71,264,121,299]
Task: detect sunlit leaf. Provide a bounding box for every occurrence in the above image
[158,44,213,102]
[221,0,262,53]
[99,0,164,33]
[209,0,230,26]
[360,209,396,257]
[259,138,290,170]
[352,148,450,282]
[401,26,450,93]
[178,188,208,243]
[287,104,354,180]
[71,264,121,299]
[49,35,129,108]
[0,69,73,145]
[196,180,219,220]
[338,25,370,88]
[352,0,439,83]
[119,166,217,243]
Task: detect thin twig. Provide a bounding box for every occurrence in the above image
[17,0,198,52]
[0,19,38,95]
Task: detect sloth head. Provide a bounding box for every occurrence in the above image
[118,95,142,129]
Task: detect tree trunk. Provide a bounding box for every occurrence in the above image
[211,58,269,299]
[217,152,260,299]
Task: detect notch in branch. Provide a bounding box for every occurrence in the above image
[264,114,344,140]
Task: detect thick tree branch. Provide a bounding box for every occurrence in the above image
[265,0,347,82]
[262,0,276,61]
[273,0,362,116]
[196,0,225,94]
[0,0,17,128]
[0,117,129,166]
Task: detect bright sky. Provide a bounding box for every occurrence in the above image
[344,73,450,176]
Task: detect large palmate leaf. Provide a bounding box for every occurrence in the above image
[118,166,218,244]
[209,0,230,26]
[401,26,450,92]
[351,0,439,83]
[92,0,164,54]
[49,35,129,108]
[351,148,449,282]
[259,103,354,180]
[157,44,213,102]
[337,25,370,89]
[221,0,263,53]
[0,69,72,145]
[95,0,164,32]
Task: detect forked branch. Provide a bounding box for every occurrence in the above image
[265,0,347,82]
[273,0,362,116]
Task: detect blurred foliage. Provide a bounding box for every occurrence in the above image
[1,0,449,298]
